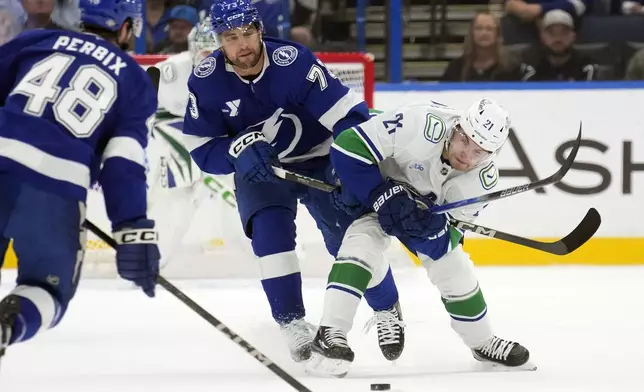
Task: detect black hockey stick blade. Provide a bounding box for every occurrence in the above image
[432,123,583,214]
[146,66,161,93]
[451,207,601,255]
[82,220,313,392]
[272,165,336,192]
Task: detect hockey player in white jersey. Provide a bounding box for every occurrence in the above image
[312,98,532,376]
[156,17,218,119]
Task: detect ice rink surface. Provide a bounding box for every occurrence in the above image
[1,266,643,392]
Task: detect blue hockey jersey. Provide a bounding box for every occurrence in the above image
[0,29,158,228]
[182,37,370,175]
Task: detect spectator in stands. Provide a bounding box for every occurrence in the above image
[0,0,24,44]
[622,1,644,14]
[624,48,644,79]
[21,0,61,30]
[146,0,190,53]
[520,10,598,80]
[505,0,591,23]
[441,11,532,82]
[155,4,199,54]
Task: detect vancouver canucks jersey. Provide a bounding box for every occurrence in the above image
[331,101,500,224]
[0,29,157,228]
[182,37,369,175]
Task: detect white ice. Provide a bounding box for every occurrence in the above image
[1,266,643,392]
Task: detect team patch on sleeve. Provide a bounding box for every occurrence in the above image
[194,57,216,78]
[272,45,298,66]
[478,161,498,190]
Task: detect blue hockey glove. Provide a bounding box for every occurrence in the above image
[227,130,280,183]
[326,167,367,217]
[369,180,447,238]
[113,219,160,297]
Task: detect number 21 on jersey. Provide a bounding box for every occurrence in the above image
[10,53,117,138]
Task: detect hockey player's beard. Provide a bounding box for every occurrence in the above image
[225,44,263,71]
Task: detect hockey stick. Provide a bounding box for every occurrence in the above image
[82,220,313,392]
[271,155,600,254]
[275,124,583,215]
[431,123,583,214]
[451,208,601,255]
[146,66,161,91]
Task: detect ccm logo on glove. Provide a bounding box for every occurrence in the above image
[115,229,159,244]
[229,131,267,158]
[372,185,406,212]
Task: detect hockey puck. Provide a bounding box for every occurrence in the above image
[370,384,391,391]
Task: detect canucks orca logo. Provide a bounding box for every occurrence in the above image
[247,108,303,159]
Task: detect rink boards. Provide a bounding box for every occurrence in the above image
[3,82,644,269]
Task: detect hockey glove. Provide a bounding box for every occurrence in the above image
[326,167,368,217]
[113,219,160,298]
[369,181,447,238]
[227,130,280,183]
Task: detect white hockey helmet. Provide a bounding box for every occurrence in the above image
[459,98,511,153]
[188,17,218,67]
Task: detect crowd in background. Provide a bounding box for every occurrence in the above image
[444,0,644,81]
[4,0,644,81]
[0,0,318,51]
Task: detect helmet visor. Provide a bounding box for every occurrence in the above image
[449,124,493,167]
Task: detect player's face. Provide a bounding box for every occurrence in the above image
[219,24,262,69]
[447,126,492,171]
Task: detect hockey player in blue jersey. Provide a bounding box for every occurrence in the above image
[0,0,160,363]
[182,0,404,364]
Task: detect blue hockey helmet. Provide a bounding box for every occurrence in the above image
[210,0,264,35]
[79,0,143,37]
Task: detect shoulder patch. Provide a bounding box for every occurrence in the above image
[272,45,298,66]
[160,63,176,83]
[194,57,216,78]
[479,161,498,190]
[423,113,446,143]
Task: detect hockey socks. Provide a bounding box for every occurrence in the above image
[321,259,398,332]
[258,251,305,324]
[441,283,494,348]
[6,285,62,344]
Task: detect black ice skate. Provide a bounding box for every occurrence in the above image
[473,335,533,369]
[0,295,20,366]
[279,318,314,362]
[364,301,405,361]
[308,326,354,377]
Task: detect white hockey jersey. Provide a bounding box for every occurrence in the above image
[331,101,500,223]
[157,51,193,117]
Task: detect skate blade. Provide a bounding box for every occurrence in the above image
[474,358,538,372]
[304,352,352,378]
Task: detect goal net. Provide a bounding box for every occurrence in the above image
[78,51,411,280]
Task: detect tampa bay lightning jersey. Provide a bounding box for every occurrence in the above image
[182,37,370,175]
[0,29,157,227]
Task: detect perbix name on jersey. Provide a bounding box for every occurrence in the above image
[52,36,127,76]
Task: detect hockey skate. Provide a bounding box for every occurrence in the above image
[307,326,355,378]
[280,318,315,362]
[0,295,19,368]
[363,301,406,361]
[472,335,536,371]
